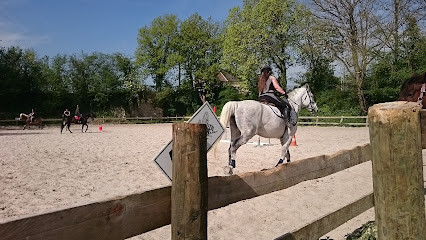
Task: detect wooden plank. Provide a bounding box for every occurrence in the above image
[171,123,208,240]
[208,143,371,210]
[368,102,425,239]
[0,187,171,240]
[275,192,374,240]
[0,144,371,240]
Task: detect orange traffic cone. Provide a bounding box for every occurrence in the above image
[290,135,297,146]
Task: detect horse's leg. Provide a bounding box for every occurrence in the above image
[83,123,88,132]
[224,120,256,175]
[67,123,72,133]
[227,118,241,168]
[276,127,294,166]
[61,123,64,134]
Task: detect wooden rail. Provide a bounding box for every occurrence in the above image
[1,106,424,239]
[0,144,371,240]
[1,115,366,126]
[298,116,368,126]
[276,192,374,240]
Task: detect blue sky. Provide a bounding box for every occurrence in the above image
[0,0,242,58]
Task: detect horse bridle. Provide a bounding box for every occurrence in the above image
[417,83,426,107]
[289,87,316,113]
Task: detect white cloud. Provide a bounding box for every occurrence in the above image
[0,0,50,49]
[0,21,50,49]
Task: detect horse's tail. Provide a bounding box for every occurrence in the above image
[212,101,237,160]
[219,101,238,128]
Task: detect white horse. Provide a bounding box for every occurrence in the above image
[219,83,318,175]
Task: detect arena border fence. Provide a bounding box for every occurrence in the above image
[0,103,424,239]
[0,115,368,126]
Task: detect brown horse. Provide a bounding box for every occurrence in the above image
[398,72,426,108]
[19,113,43,130]
[61,113,96,133]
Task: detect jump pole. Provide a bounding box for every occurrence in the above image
[171,122,208,240]
[368,101,425,239]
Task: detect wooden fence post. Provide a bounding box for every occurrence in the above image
[368,102,425,239]
[171,123,207,240]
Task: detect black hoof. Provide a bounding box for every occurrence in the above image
[275,159,284,167]
[229,159,236,168]
[287,158,291,163]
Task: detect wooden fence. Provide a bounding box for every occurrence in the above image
[0,103,424,239]
[0,115,368,126]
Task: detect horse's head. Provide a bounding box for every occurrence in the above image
[398,72,426,108]
[301,84,318,114]
[85,112,96,121]
[19,113,28,120]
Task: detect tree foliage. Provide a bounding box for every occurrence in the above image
[221,0,305,91]
[1,1,425,119]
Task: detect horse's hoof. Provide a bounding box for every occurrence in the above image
[229,159,236,168]
[287,159,291,163]
[223,166,233,176]
[275,159,284,167]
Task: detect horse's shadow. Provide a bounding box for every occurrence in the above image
[0,131,48,136]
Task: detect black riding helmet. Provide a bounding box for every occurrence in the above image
[261,65,272,73]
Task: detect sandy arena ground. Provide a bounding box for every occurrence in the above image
[0,123,417,239]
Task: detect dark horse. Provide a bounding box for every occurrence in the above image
[61,113,96,133]
[398,72,426,108]
[19,113,43,130]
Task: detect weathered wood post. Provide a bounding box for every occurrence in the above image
[368,101,425,239]
[171,123,208,240]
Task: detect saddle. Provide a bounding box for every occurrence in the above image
[258,98,297,126]
[259,99,286,118]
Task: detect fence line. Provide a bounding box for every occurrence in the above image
[0,144,371,239]
[1,107,424,239]
[0,115,368,126]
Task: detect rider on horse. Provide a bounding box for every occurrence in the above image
[257,65,295,125]
[28,109,35,123]
[63,108,71,118]
[75,105,82,123]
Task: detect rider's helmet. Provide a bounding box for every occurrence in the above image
[261,65,272,73]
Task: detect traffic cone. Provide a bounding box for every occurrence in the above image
[290,135,297,146]
[99,125,103,132]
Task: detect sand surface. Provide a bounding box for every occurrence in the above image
[0,123,391,239]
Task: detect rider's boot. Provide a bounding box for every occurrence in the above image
[288,108,297,126]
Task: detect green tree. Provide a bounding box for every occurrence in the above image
[178,13,223,103]
[221,0,304,90]
[38,54,72,114]
[115,53,145,110]
[311,0,384,113]
[295,10,339,93]
[0,47,44,116]
[402,17,426,73]
[136,15,180,91]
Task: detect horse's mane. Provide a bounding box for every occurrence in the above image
[400,72,426,91]
[287,84,307,99]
